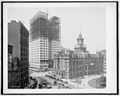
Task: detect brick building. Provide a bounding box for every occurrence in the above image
[8,20,29,88]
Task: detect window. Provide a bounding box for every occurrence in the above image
[8,45,13,54]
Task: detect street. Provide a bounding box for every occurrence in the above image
[29,72,106,89]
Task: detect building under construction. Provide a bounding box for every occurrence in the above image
[48,16,61,68]
[29,11,61,71]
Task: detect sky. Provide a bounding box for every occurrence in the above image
[8,5,106,53]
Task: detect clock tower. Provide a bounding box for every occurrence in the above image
[74,32,89,54]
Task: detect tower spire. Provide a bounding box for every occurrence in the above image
[79,32,82,38]
[74,32,87,53]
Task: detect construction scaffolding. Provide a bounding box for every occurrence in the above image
[29,11,61,71]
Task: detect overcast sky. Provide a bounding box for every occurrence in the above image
[8,5,106,53]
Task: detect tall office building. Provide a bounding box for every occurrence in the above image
[8,20,29,88]
[49,16,61,68]
[29,11,49,71]
[29,11,60,71]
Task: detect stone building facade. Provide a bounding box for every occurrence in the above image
[96,50,106,73]
[54,33,104,79]
[54,49,104,79]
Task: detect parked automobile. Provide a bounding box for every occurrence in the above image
[54,81,57,85]
[59,79,63,82]
[46,74,49,77]
[41,82,47,88]
[31,84,37,89]
[32,80,38,88]
[100,83,106,87]
[29,76,33,80]
[42,82,47,85]
[38,84,43,89]
[46,84,52,89]
[62,81,68,84]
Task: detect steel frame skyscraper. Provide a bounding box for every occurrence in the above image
[29,11,61,71]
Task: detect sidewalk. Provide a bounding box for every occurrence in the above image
[30,72,46,77]
[61,75,103,89]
